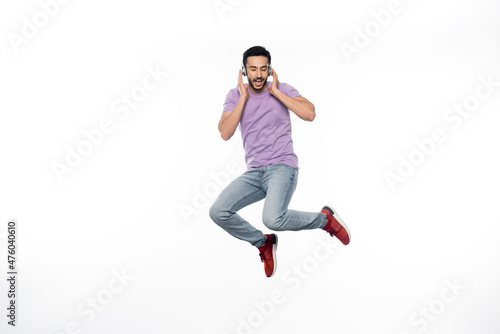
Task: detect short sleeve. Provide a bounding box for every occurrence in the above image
[278,82,301,98]
[222,88,239,112]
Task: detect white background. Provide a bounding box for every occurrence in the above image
[1,0,500,333]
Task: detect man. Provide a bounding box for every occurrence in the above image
[209,46,350,278]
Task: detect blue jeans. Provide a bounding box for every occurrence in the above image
[209,164,327,248]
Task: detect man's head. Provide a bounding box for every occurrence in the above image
[242,46,272,93]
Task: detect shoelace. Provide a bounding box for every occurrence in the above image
[259,251,267,262]
[325,220,340,236]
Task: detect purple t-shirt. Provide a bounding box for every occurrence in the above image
[223,81,301,170]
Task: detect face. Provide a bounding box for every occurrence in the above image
[244,55,270,93]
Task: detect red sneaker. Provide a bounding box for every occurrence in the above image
[258,234,278,277]
[321,205,351,245]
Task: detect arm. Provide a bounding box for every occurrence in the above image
[218,70,249,141]
[268,69,316,122]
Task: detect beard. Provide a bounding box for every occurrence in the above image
[248,77,267,93]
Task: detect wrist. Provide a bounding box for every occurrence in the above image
[270,87,281,97]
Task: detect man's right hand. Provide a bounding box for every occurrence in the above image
[218,70,248,140]
[237,69,249,100]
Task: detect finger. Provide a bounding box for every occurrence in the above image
[238,71,244,87]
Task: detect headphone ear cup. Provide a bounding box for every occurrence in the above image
[242,64,246,76]
[268,64,272,77]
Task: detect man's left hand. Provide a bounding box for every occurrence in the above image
[269,68,279,96]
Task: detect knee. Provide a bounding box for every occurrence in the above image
[262,212,286,231]
[209,202,229,224]
[209,203,220,223]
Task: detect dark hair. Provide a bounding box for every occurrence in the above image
[242,46,271,66]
